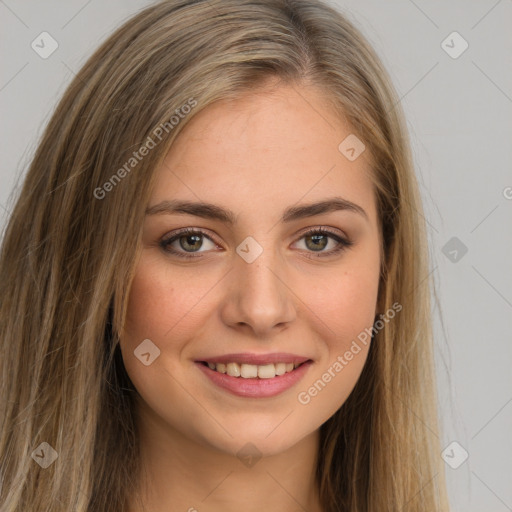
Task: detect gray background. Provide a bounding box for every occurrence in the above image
[1,1,511,510]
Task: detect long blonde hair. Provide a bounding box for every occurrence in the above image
[0,1,449,510]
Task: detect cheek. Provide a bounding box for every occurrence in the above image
[303,253,380,347]
[119,254,217,421]
[121,253,212,344]
[292,249,379,415]
[294,282,377,421]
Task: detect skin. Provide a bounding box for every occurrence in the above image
[120,81,382,512]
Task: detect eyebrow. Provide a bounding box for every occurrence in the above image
[145,197,369,223]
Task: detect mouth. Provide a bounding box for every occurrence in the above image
[198,360,307,379]
[194,354,313,398]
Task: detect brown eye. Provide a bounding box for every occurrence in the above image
[293,228,353,257]
[304,233,329,251]
[177,233,203,252]
[160,228,218,258]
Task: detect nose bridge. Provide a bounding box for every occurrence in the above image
[221,239,296,334]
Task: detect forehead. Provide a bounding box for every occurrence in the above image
[151,84,376,222]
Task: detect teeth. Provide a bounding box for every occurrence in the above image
[275,363,286,376]
[206,361,304,378]
[226,362,241,377]
[258,364,276,379]
[240,364,258,378]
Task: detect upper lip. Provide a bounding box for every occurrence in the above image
[196,352,312,366]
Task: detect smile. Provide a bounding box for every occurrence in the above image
[201,361,304,379]
[195,357,313,398]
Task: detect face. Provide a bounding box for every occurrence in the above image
[120,82,382,457]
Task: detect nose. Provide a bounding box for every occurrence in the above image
[219,247,297,338]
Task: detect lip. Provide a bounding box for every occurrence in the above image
[195,358,313,398]
[195,352,310,366]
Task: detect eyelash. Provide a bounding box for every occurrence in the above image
[159,227,353,260]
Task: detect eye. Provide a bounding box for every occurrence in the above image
[160,228,219,259]
[292,227,353,257]
[159,226,353,260]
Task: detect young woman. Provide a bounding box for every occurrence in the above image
[0,0,450,510]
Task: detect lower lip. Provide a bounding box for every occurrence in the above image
[195,361,313,398]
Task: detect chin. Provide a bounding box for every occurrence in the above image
[195,414,317,459]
